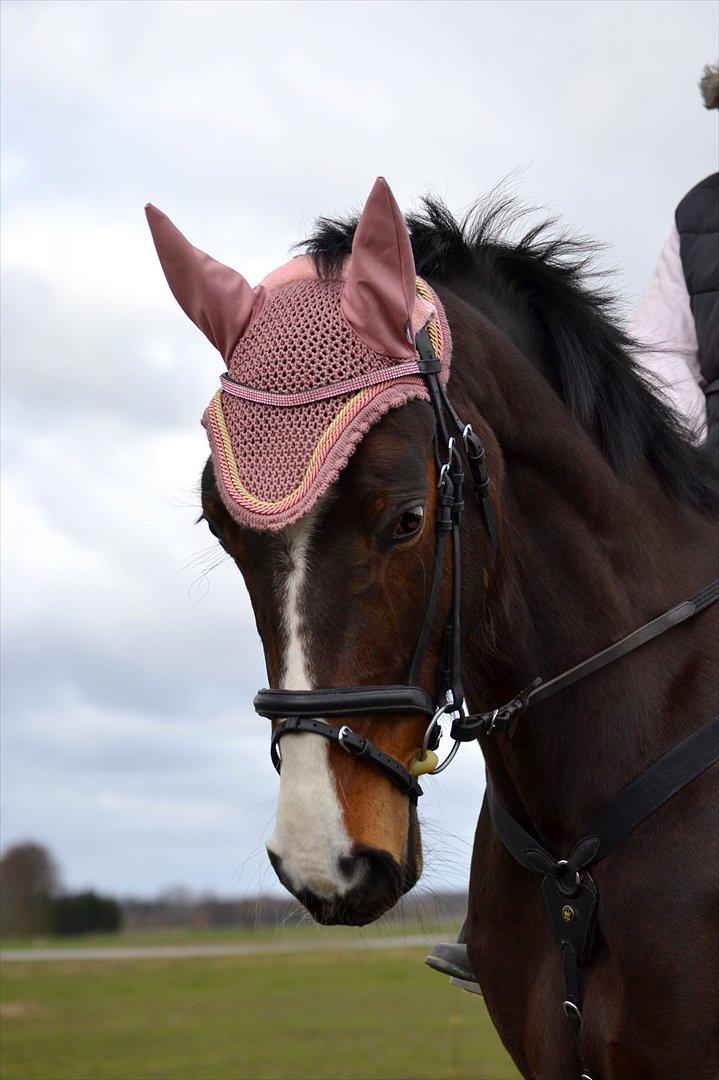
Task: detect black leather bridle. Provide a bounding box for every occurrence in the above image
[254,327,496,802]
[254,327,719,804]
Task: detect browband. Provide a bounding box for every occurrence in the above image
[220,361,425,406]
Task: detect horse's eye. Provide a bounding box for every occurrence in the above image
[392,504,425,540]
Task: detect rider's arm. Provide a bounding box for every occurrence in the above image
[629,225,707,441]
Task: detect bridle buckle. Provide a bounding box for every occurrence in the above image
[338,725,367,756]
[562,999,583,1040]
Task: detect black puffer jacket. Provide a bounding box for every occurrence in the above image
[675,172,719,452]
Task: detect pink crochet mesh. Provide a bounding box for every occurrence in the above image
[202,275,451,530]
[234,280,384,392]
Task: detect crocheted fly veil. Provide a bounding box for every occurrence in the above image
[146,178,452,530]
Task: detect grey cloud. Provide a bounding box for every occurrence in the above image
[1,0,716,898]
[2,271,215,432]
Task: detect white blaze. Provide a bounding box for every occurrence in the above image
[265,511,357,900]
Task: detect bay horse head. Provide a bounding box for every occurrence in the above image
[147,179,495,925]
[147,177,718,939]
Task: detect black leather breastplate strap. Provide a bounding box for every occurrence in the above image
[453,579,719,741]
[487,713,719,1080]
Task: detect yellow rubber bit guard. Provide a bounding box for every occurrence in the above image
[411,749,439,777]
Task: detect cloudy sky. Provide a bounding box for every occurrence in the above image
[1,0,716,900]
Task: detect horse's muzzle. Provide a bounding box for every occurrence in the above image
[267,844,416,926]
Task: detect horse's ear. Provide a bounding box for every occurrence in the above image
[341,177,416,358]
[145,204,257,364]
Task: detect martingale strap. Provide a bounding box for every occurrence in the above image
[488,713,719,1080]
[488,715,719,876]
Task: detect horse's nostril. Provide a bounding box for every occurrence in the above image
[344,846,403,890]
[340,846,404,908]
[266,847,289,889]
[337,853,366,886]
[266,847,280,869]
[267,845,360,901]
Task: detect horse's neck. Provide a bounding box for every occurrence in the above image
[459,340,716,844]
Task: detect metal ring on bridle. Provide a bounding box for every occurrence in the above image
[563,1000,582,1023]
[438,437,457,489]
[430,734,463,774]
[556,859,581,888]
[421,702,455,752]
[420,701,464,775]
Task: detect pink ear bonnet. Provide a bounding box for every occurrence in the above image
[146,178,452,530]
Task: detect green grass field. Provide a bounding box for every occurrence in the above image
[0,919,456,952]
[1,936,520,1080]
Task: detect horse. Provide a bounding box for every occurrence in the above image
[149,182,718,1079]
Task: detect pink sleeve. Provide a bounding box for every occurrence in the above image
[629,225,707,441]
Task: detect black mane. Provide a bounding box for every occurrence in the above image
[299,196,718,513]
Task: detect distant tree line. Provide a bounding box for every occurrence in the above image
[0,842,121,938]
[121,887,468,931]
[51,891,122,935]
[1,841,468,938]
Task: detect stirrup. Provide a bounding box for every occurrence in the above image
[425,942,482,994]
[450,976,483,996]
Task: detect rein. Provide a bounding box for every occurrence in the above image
[453,577,719,740]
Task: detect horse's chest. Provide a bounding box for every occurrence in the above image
[468,866,576,1078]
[467,803,719,1080]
